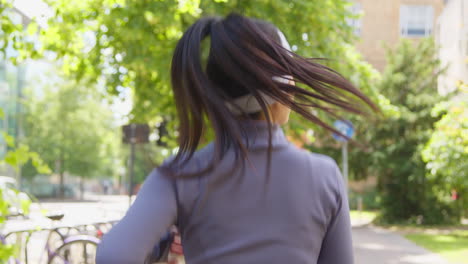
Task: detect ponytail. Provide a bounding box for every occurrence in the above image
[162,13,378,177]
[169,17,219,166]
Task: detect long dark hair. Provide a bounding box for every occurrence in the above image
[161,13,378,177]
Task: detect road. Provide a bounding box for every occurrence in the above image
[4,194,128,233]
[353,226,449,264]
[3,195,449,264]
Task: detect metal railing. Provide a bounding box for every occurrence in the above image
[2,220,119,264]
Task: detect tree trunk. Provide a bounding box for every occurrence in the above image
[80,176,84,200]
[57,155,65,199]
[59,167,65,199]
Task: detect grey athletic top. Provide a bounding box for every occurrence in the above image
[96,121,353,264]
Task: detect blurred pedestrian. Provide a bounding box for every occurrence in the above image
[102,181,109,195]
[451,189,459,201]
[97,13,378,264]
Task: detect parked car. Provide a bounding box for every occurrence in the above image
[0,176,32,217]
[52,184,76,198]
[25,182,76,199]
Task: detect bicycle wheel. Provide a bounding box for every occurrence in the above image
[47,228,68,252]
[48,237,99,264]
[4,231,31,263]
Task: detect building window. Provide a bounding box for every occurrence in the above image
[400,5,434,37]
[347,3,363,36]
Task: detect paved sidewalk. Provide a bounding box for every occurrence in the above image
[4,196,452,264]
[353,226,449,264]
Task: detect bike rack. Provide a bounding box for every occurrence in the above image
[1,220,119,264]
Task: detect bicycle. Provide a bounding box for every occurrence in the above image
[2,214,116,264]
[46,220,118,264]
[40,213,99,264]
[47,234,100,264]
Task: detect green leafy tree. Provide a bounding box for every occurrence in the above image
[128,144,170,187]
[4,0,392,167]
[25,0,397,184]
[422,84,468,219]
[33,0,384,125]
[22,80,122,198]
[369,39,452,224]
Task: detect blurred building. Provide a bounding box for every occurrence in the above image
[0,8,31,179]
[0,9,30,159]
[350,0,445,71]
[436,0,468,94]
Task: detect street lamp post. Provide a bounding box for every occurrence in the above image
[122,123,150,208]
[332,120,354,192]
[128,124,136,207]
[342,141,348,188]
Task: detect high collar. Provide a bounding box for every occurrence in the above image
[238,120,289,149]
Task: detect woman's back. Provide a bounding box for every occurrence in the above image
[96,123,352,264]
[96,13,376,264]
[176,123,352,264]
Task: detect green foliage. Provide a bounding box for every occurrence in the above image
[3,0,391,158]
[0,0,41,62]
[370,39,455,225]
[0,110,51,179]
[0,134,51,175]
[31,0,385,126]
[0,236,15,263]
[349,189,381,210]
[21,79,123,182]
[3,0,392,189]
[0,186,20,261]
[317,39,458,225]
[131,144,170,185]
[422,84,468,218]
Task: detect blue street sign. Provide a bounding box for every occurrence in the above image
[332,120,354,142]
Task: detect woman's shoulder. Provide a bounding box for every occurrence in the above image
[284,146,342,188]
[283,144,338,170]
[304,151,339,171]
[157,143,215,177]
